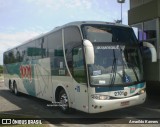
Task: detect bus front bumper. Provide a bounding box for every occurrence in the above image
[88,92,146,113]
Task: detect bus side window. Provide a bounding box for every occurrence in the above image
[64,26,86,83]
[73,47,86,83]
[47,30,66,76]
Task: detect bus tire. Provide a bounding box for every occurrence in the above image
[9,80,13,93]
[13,81,19,96]
[58,89,70,113]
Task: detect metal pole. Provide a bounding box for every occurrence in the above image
[121,3,122,23]
[117,0,125,24]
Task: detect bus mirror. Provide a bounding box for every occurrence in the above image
[143,42,157,62]
[83,39,94,64]
[132,27,138,39]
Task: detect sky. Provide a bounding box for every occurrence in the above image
[0,0,129,65]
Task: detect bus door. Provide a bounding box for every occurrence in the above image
[72,47,89,112]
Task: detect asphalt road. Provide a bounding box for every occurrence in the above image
[0,82,160,126]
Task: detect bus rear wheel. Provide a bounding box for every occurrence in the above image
[13,82,19,95]
[58,89,70,113]
[9,81,13,93]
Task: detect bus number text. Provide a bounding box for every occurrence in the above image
[114,91,124,96]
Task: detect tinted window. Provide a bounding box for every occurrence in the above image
[18,45,26,62]
[15,48,21,62]
[34,37,48,59]
[73,47,86,83]
[8,50,15,64]
[82,25,138,44]
[4,37,48,64]
[4,52,9,64]
[64,26,86,83]
[64,26,82,69]
[25,42,36,61]
[47,30,66,76]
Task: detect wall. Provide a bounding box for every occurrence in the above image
[128,0,158,25]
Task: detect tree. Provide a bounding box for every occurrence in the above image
[0,65,3,74]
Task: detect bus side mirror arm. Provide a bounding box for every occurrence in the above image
[83,39,95,64]
[143,42,157,62]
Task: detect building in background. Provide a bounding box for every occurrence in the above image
[128,0,160,83]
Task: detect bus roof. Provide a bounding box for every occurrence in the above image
[55,21,129,30]
[4,21,130,53]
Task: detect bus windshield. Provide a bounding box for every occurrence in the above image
[82,25,143,86]
[89,44,143,86]
[82,25,138,44]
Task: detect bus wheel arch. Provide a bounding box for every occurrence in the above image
[55,86,70,113]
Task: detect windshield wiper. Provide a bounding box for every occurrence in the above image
[119,46,139,82]
[110,49,117,86]
[127,63,139,82]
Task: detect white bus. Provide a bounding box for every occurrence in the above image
[3,21,157,113]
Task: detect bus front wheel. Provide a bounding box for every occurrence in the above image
[58,89,70,113]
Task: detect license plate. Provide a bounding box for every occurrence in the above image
[121,101,130,106]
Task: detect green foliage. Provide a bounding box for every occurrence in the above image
[0,65,3,74]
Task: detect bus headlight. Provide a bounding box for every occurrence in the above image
[91,94,110,100]
[138,88,145,94]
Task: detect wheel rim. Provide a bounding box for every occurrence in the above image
[60,93,68,111]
